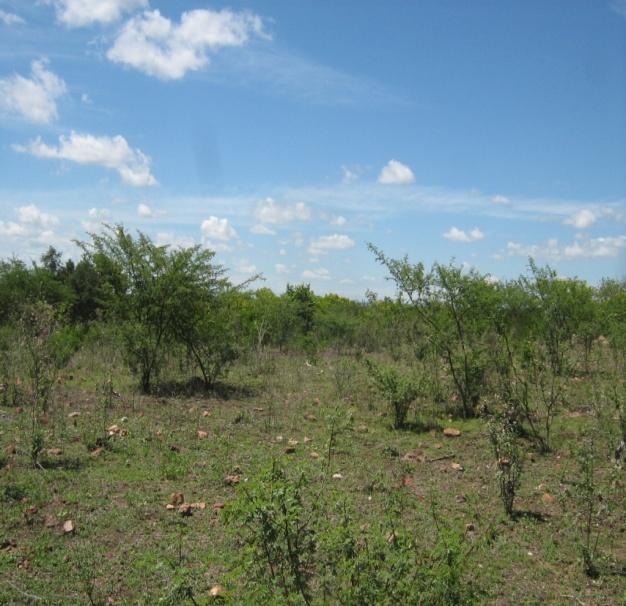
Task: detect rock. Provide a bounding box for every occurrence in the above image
[310,451,320,459]
[304,413,317,422]
[107,425,120,436]
[209,584,225,598]
[190,502,206,510]
[332,473,343,480]
[443,428,461,437]
[212,502,225,511]
[224,474,240,486]
[451,463,464,472]
[202,410,211,417]
[68,411,80,418]
[62,520,75,534]
[197,430,209,439]
[46,448,63,456]
[178,504,193,516]
[288,438,298,446]
[44,514,58,528]
[168,492,185,506]
[165,504,175,511]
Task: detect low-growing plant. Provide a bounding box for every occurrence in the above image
[365,358,420,429]
[224,461,317,604]
[488,417,523,517]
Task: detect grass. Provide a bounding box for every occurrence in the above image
[0,347,624,604]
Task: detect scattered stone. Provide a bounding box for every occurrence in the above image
[332,473,343,480]
[190,502,206,510]
[120,417,128,423]
[178,504,193,516]
[253,407,264,412]
[46,448,63,456]
[44,514,58,528]
[455,494,467,503]
[303,436,312,443]
[304,413,317,422]
[165,504,175,511]
[288,438,298,446]
[451,463,464,472]
[62,520,75,534]
[310,451,320,459]
[107,425,120,436]
[541,493,556,505]
[68,411,80,418]
[168,493,185,506]
[443,427,461,437]
[275,435,283,443]
[209,584,225,598]
[197,430,209,439]
[202,410,211,417]
[212,502,225,511]
[224,474,240,486]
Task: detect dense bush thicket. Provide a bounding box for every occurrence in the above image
[1,225,625,402]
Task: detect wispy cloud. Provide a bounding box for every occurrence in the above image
[0,10,24,26]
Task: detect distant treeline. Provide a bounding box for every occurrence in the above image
[1,225,625,399]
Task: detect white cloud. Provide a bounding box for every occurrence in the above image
[443,226,484,242]
[0,10,24,25]
[341,165,359,184]
[255,198,311,225]
[250,223,276,235]
[279,248,287,256]
[155,232,195,249]
[330,215,347,226]
[14,131,157,187]
[564,209,596,229]
[47,0,148,28]
[16,204,59,229]
[378,159,415,185]
[491,195,510,205]
[107,8,266,80]
[302,267,330,280]
[0,60,66,123]
[88,207,109,218]
[234,259,256,274]
[0,221,27,237]
[275,263,289,274]
[201,216,237,243]
[81,93,92,104]
[308,234,355,254]
[137,202,164,218]
[507,235,626,260]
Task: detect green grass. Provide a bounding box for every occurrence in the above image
[0,349,624,604]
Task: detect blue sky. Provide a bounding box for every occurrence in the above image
[1,0,625,297]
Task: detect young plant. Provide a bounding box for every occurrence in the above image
[365,358,419,429]
[224,462,317,604]
[488,417,523,517]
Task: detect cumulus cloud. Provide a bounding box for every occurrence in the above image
[0,205,60,243]
[308,234,355,255]
[0,60,66,123]
[255,198,311,225]
[302,267,330,280]
[234,259,257,274]
[250,223,276,235]
[507,235,626,260]
[0,10,24,25]
[330,215,347,226]
[443,226,484,242]
[47,0,148,28]
[137,202,164,218]
[564,209,596,229]
[17,204,59,229]
[491,195,510,205]
[155,232,195,249]
[107,8,266,80]
[14,131,157,187]
[275,263,289,274]
[201,216,237,251]
[378,159,415,185]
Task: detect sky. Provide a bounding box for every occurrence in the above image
[1,0,625,298]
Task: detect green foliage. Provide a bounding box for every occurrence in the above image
[224,462,317,604]
[365,358,420,429]
[488,417,523,517]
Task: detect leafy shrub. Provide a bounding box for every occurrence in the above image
[365,359,420,429]
[488,417,523,517]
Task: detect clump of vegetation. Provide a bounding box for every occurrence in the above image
[365,358,420,429]
[488,416,523,517]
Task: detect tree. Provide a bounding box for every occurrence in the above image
[79,225,225,392]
